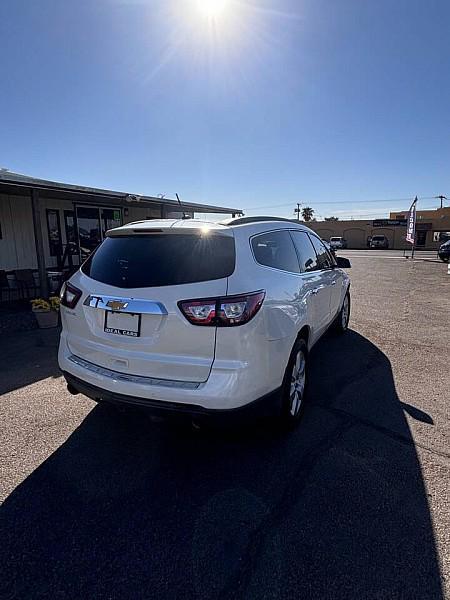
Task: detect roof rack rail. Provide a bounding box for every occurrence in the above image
[125,220,147,226]
[223,216,297,226]
[122,218,179,226]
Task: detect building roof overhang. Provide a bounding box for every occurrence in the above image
[0,170,242,215]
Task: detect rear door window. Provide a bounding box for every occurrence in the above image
[290,230,319,272]
[251,230,300,273]
[308,234,333,269]
[81,233,235,288]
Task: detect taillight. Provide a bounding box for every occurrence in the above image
[178,299,217,326]
[179,291,265,327]
[60,282,82,309]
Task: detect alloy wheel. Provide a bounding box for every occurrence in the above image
[289,350,306,416]
[341,295,349,329]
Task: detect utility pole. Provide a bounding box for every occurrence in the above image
[294,203,302,222]
[435,195,447,209]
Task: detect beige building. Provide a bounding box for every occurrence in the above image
[305,206,450,250]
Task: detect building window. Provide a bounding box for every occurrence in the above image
[100,208,122,238]
[416,231,427,246]
[64,210,79,254]
[46,209,63,258]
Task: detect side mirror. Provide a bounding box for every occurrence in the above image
[336,256,351,269]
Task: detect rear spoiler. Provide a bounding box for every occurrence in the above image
[106,227,234,238]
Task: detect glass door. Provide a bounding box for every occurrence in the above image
[75,206,122,262]
[416,231,427,247]
[46,209,63,268]
[76,206,102,262]
[100,208,122,238]
[63,210,80,268]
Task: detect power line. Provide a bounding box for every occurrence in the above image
[242,196,440,211]
[272,204,440,220]
[435,195,447,209]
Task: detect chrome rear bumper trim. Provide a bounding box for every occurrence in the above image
[84,295,167,315]
[68,354,201,390]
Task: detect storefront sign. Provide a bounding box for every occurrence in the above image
[372,219,407,227]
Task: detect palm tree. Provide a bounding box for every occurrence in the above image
[301,207,315,222]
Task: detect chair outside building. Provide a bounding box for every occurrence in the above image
[0,270,12,302]
[13,269,39,299]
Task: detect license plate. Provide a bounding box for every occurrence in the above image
[104,311,141,337]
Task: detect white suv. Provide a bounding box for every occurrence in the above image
[329,236,348,250]
[58,217,351,425]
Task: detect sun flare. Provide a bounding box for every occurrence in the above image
[195,0,229,19]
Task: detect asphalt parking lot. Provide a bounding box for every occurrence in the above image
[1,253,449,600]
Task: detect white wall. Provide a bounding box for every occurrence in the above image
[0,194,78,271]
[0,194,37,270]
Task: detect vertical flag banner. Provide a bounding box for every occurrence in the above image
[406,197,417,244]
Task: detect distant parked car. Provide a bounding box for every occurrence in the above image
[438,239,450,262]
[370,235,389,249]
[322,239,336,257]
[329,237,348,250]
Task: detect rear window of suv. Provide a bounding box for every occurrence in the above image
[81,233,235,288]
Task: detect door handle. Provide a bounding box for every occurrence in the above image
[311,288,319,295]
[331,280,337,285]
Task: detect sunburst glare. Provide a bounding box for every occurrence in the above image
[139,0,300,93]
[195,0,229,19]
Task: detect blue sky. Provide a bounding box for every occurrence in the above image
[1,0,449,219]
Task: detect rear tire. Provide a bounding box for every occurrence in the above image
[333,291,350,333]
[279,338,308,427]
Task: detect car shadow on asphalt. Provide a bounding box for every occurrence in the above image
[0,330,444,599]
[0,328,61,395]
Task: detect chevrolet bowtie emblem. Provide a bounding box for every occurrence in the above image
[107,300,129,311]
